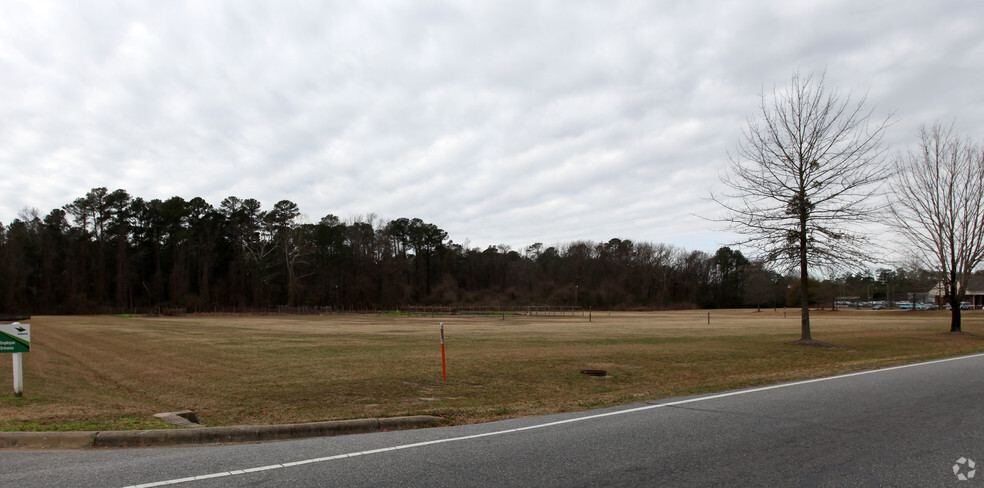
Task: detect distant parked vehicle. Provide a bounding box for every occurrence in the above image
[961,302,974,310]
[898,302,914,310]
[917,303,938,310]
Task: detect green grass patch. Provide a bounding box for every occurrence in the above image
[0,416,175,432]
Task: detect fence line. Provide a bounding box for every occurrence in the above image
[402,305,584,316]
[111,304,585,317]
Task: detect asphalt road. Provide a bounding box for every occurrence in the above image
[4,353,984,487]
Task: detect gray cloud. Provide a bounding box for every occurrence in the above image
[1,0,982,255]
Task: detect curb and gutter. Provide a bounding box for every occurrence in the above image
[0,415,444,450]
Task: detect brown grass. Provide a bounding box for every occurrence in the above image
[0,309,981,431]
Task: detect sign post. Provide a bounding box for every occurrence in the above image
[0,322,30,397]
[12,353,22,397]
[440,322,446,383]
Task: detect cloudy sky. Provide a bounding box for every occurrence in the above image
[1,1,981,255]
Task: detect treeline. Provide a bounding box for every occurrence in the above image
[0,188,935,314]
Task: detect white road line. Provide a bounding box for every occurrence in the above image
[120,352,984,488]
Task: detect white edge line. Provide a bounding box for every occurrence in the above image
[120,352,984,488]
[193,472,230,480]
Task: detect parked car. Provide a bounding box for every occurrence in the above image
[961,302,974,310]
[917,303,938,310]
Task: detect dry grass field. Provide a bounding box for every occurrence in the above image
[0,309,982,431]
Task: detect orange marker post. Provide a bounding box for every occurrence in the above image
[440,322,447,382]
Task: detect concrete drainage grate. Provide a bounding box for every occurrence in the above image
[154,410,204,428]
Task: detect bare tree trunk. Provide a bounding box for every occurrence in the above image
[800,235,812,341]
[949,269,961,333]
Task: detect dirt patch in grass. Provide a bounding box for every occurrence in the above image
[0,309,981,430]
[784,339,846,349]
[942,331,980,337]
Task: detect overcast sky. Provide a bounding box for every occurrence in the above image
[1,1,981,255]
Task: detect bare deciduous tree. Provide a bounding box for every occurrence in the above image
[713,71,890,342]
[889,122,984,332]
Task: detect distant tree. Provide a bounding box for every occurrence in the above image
[265,200,309,306]
[711,246,749,308]
[309,215,346,304]
[0,220,6,310]
[40,209,70,311]
[6,185,875,312]
[889,122,984,332]
[786,277,822,308]
[220,197,270,306]
[6,211,44,310]
[744,260,782,311]
[524,243,543,260]
[66,187,113,305]
[160,196,192,305]
[100,189,133,310]
[185,197,221,307]
[712,71,890,341]
[130,197,166,305]
[405,218,448,298]
[633,242,676,306]
[672,250,712,307]
[344,215,381,307]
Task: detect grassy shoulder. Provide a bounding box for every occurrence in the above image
[0,310,981,431]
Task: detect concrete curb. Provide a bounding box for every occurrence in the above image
[0,416,445,450]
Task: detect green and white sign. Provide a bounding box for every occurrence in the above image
[0,323,30,353]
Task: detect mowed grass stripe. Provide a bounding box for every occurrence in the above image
[0,310,981,431]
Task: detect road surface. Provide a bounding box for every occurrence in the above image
[3,353,984,487]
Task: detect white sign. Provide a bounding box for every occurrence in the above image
[0,323,29,353]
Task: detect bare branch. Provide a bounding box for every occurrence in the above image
[710,71,891,341]
[889,121,984,331]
